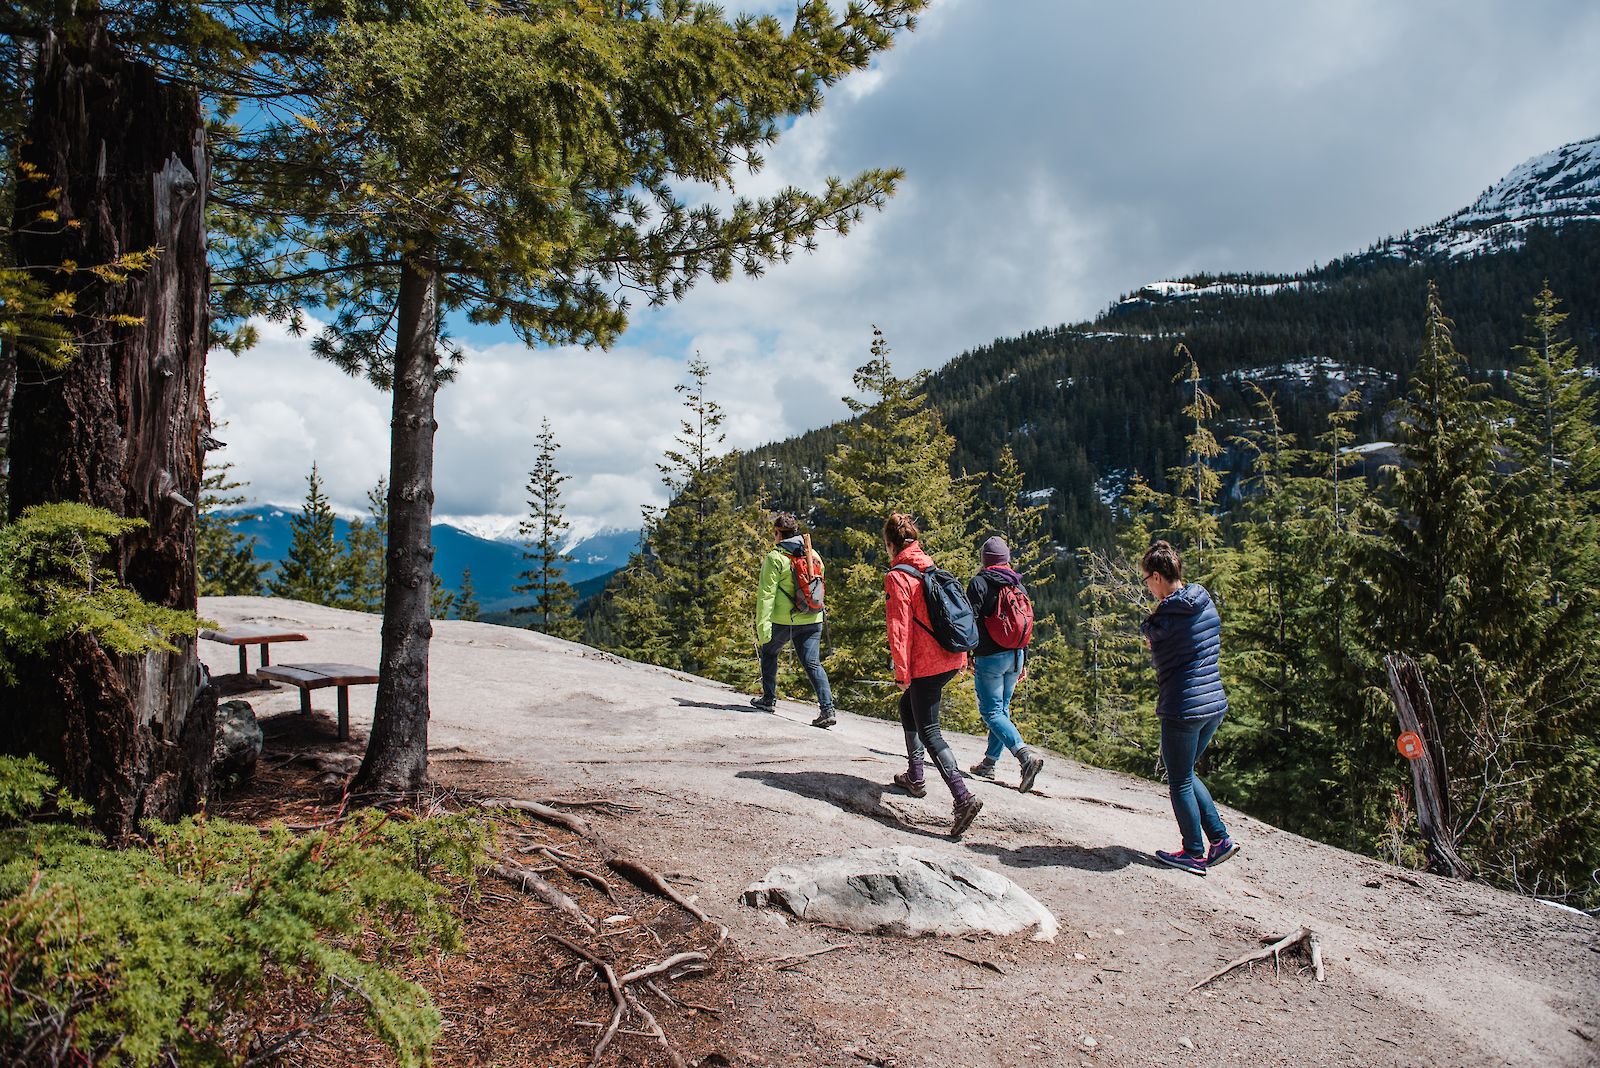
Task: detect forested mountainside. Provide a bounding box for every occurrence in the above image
[734,220,1600,553]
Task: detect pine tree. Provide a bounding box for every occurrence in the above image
[262,1,928,793]
[1208,385,1334,830]
[455,569,480,622]
[196,462,267,597]
[514,420,579,639]
[979,444,1055,588]
[339,479,388,613]
[1354,284,1548,876]
[430,573,455,620]
[1503,285,1600,905]
[611,359,745,676]
[268,464,344,606]
[822,328,978,718]
[700,497,773,690]
[1167,343,1222,573]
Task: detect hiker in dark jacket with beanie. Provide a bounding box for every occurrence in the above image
[882,513,984,838]
[752,512,835,728]
[1139,540,1238,876]
[966,537,1045,793]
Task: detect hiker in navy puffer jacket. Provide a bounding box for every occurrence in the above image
[1138,540,1239,877]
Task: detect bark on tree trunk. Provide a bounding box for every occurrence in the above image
[1385,654,1472,880]
[0,30,215,840]
[352,253,440,795]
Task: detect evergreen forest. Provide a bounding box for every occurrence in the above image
[596,229,1600,911]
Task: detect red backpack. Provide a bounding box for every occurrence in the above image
[786,534,826,613]
[985,581,1034,649]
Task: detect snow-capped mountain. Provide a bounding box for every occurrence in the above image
[1395,133,1600,258]
[1119,134,1600,305]
[223,508,638,613]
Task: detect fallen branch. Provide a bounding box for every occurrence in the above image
[1188,927,1325,993]
[491,861,597,935]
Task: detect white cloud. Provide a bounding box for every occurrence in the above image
[205,1,1600,534]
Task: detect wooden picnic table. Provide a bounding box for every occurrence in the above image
[199,624,309,675]
[255,662,380,741]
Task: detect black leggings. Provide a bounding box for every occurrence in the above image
[899,669,967,799]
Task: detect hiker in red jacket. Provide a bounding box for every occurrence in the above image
[883,513,984,837]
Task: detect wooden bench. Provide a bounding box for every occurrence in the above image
[255,663,380,741]
[199,624,309,675]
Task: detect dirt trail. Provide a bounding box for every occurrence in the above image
[201,598,1600,1067]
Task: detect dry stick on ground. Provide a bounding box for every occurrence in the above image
[483,798,724,936]
[547,797,646,813]
[491,860,598,935]
[1188,927,1326,993]
[762,944,850,970]
[942,948,1007,974]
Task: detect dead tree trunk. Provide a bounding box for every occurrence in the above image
[352,252,439,795]
[0,30,215,839]
[1384,654,1471,879]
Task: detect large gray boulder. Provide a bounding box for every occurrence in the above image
[743,846,1058,942]
[212,699,263,779]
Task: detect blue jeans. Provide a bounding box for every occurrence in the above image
[759,623,833,711]
[1160,712,1228,856]
[973,649,1027,762]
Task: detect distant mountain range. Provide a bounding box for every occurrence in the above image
[225,507,638,615]
[734,133,1600,563]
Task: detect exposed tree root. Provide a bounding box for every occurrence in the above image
[491,860,597,935]
[548,935,707,1068]
[1188,926,1326,993]
[482,797,724,937]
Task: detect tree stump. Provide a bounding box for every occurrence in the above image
[1385,654,1471,879]
[1,29,215,838]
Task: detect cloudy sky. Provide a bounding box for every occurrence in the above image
[206,0,1600,539]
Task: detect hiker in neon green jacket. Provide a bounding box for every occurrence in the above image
[752,512,836,728]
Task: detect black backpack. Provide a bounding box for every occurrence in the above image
[892,563,981,653]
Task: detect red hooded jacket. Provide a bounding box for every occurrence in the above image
[885,541,969,686]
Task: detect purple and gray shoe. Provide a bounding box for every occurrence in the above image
[1154,848,1207,876]
[1206,836,1239,867]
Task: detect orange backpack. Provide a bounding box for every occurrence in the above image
[786,534,825,613]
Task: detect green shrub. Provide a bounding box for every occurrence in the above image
[0,755,489,1066]
[0,502,201,680]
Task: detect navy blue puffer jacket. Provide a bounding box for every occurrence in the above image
[1140,583,1228,721]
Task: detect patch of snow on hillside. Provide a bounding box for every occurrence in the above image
[1094,470,1130,508]
[1019,487,1055,505]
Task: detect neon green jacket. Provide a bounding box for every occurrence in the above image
[755,537,823,644]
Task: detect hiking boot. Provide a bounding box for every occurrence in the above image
[950,795,984,838]
[1206,835,1240,867]
[811,707,837,729]
[750,695,776,713]
[1154,848,1207,877]
[1017,752,1045,794]
[892,771,927,798]
[968,759,997,780]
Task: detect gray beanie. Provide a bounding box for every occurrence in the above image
[981,536,1011,567]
